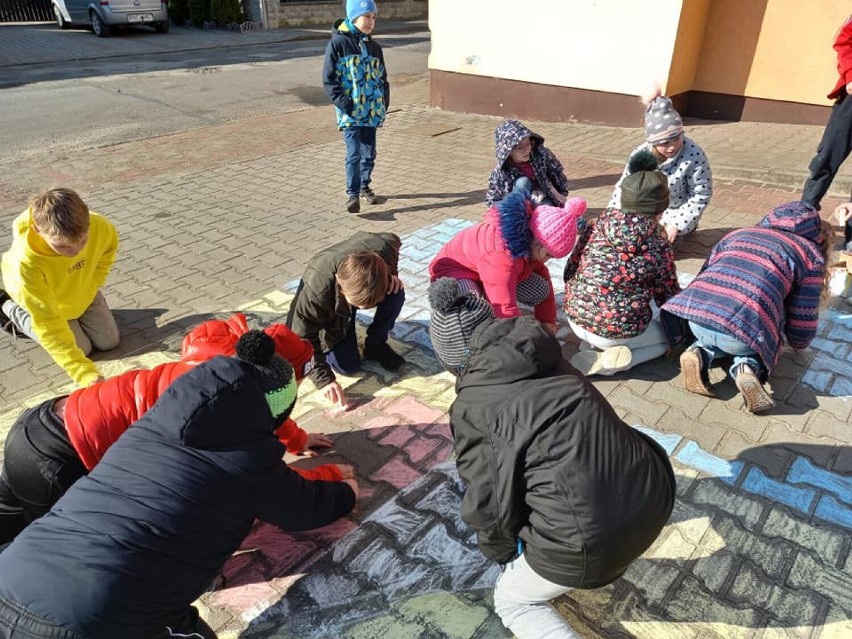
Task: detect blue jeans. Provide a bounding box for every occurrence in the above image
[688,321,763,380]
[343,126,377,196]
[326,289,405,374]
[513,177,554,206]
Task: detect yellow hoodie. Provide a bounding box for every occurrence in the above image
[1,209,119,386]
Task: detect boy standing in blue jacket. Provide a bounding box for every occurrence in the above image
[322,0,389,214]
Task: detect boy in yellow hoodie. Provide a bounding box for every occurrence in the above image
[0,188,119,387]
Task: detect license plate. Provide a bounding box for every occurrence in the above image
[127,13,153,23]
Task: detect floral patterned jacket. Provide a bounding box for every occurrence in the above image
[563,209,680,339]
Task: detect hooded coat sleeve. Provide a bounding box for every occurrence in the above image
[451,408,524,564]
[255,462,355,532]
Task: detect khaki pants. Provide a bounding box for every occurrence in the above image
[2,290,119,354]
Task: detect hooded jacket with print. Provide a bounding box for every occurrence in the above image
[563,208,680,339]
[486,120,570,207]
[0,355,356,638]
[663,201,826,377]
[450,316,675,588]
[322,18,389,130]
[429,193,558,323]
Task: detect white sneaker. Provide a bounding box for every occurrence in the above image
[570,345,632,376]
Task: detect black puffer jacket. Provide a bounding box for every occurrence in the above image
[286,231,400,389]
[0,356,355,638]
[450,317,675,588]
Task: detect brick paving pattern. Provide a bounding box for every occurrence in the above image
[1,42,851,637]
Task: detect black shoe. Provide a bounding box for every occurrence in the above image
[0,289,25,339]
[363,339,404,372]
[360,187,379,205]
[346,196,360,213]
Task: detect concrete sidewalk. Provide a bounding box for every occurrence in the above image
[0,19,428,68]
[0,72,851,637]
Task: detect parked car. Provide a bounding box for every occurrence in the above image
[52,0,170,37]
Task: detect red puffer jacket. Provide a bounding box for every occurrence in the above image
[63,314,340,481]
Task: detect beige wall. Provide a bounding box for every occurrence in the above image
[430,0,850,107]
[692,0,847,104]
[428,0,686,96]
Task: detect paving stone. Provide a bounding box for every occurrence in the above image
[761,508,845,565]
[690,481,766,531]
[728,561,824,627]
[663,576,762,633]
[787,552,852,617]
[396,592,490,639]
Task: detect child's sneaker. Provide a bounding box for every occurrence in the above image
[734,364,775,413]
[679,347,715,397]
[346,196,360,213]
[569,345,632,376]
[363,339,404,372]
[360,187,379,205]
[0,289,27,340]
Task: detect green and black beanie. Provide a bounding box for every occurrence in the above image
[235,330,298,421]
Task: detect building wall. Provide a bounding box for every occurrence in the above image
[428,0,852,124]
[266,0,427,29]
[429,0,685,97]
[691,0,844,105]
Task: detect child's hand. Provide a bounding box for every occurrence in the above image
[302,432,334,456]
[834,202,852,226]
[664,224,679,244]
[343,478,360,500]
[388,275,404,294]
[334,464,355,480]
[542,322,558,335]
[322,381,347,408]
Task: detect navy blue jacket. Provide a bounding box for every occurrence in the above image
[0,356,355,638]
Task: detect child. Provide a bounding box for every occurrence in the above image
[0,188,119,387]
[486,119,571,207]
[429,192,587,335]
[0,331,358,637]
[664,201,831,413]
[322,0,389,214]
[608,89,713,247]
[563,150,680,376]
[286,231,405,408]
[802,14,852,251]
[428,284,675,639]
[0,317,342,543]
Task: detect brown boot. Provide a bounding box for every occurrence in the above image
[679,347,715,397]
[735,364,775,413]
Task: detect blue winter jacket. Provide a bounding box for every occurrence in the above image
[0,356,356,639]
[322,18,389,129]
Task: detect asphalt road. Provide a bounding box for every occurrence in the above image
[0,27,430,163]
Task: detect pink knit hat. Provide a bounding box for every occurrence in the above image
[529,197,588,258]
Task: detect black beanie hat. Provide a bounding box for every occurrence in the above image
[620,149,670,215]
[428,278,495,375]
[235,330,297,420]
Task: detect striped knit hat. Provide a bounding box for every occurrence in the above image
[428,278,495,375]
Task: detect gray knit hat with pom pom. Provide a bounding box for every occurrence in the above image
[428,278,495,375]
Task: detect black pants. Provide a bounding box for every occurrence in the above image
[0,400,86,544]
[0,596,217,639]
[802,91,852,246]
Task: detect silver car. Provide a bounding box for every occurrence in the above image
[53,0,170,37]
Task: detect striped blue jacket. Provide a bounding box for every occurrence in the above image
[663,201,826,375]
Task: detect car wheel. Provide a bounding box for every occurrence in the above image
[54,5,69,29]
[154,20,170,34]
[90,11,110,37]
